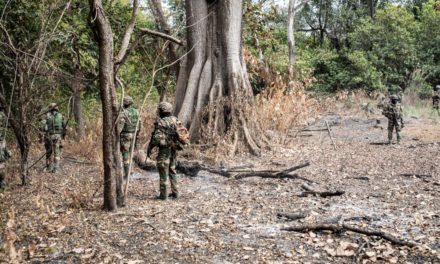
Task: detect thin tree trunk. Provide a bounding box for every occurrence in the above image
[72,67,85,140]
[148,0,179,76]
[288,0,297,75]
[90,0,117,211]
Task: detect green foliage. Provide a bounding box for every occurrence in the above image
[307,48,384,93]
[350,5,419,88]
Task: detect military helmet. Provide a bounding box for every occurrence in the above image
[123,96,133,107]
[158,102,173,113]
[389,94,398,100]
[48,103,58,111]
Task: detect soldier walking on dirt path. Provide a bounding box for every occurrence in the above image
[0,106,11,189]
[147,102,189,200]
[118,96,141,181]
[432,85,440,114]
[40,103,66,173]
[382,95,404,144]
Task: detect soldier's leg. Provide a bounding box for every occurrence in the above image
[387,119,393,144]
[0,163,5,189]
[120,134,133,179]
[157,159,170,200]
[52,136,61,172]
[396,123,401,144]
[45,138,53,171]
[169,151,178,198]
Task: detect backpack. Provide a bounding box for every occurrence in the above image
[153,116,189,150]
[47,112,63,134]
[122,107,140,133]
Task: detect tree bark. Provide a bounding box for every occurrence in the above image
[175,0,260,155]
[72,66,85,140]
[90,0,117,211]
[288,0,297,74]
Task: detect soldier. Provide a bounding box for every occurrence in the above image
[0,106,11,189]
[118,96,140,180]
[382,94,404,144]
[432,85,440,114]
[147,102,187,200]
[41,103,66,173]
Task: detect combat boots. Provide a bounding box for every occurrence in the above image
[168,192,179,199]
[52,159,59,173]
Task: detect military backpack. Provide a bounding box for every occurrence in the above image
[47,112,63,134]
[153,116,189,150]
[122,107,140,133]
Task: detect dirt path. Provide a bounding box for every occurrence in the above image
[1,112,439,263]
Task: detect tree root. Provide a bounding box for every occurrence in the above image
[298,183,345,198]
[282,223,421,248]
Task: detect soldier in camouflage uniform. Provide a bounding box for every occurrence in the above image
[40,103,66,173]
[0,106,11,189]
[147,102,182,200]
[432,85,440,114]
[118,96,140,180]
[382,95,404,144]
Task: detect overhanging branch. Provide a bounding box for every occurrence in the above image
[139,28,183,46]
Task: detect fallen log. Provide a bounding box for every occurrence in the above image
[299,183,345,198]
[282,223,420,247]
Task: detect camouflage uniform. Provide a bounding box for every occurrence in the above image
[382,95,404,144]
[118,96,140,179]
[432,85,440,112]
[149,102,181,200]
[0,109,10,189]
[41,103,66,173]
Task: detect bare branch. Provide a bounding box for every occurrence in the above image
[0,22,17,55]
[115,0,139,64]
[294,0,310,12]
[139,28,183,46]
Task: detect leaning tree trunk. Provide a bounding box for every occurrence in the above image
[175,0,260,156]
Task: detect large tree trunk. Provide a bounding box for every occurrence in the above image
[175,0,260,156]
[90,0,118,211]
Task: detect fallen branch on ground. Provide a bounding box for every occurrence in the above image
[134,152,311,181]
[299,183,345,197]
[282,223,420,247]
[234,162,311,181]
[399,173,431,179]
[325,120,337,150]
[277,211,310,221]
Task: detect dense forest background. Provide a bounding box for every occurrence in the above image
[2,0,439,125]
